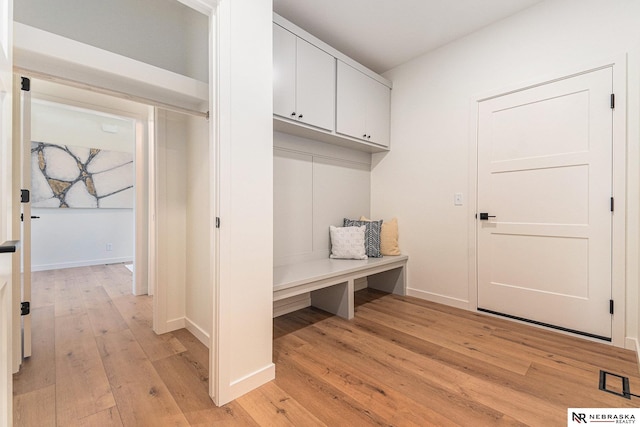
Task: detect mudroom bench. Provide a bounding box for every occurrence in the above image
[273,255,408,319]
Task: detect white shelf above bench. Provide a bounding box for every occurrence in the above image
[13,23,209,114]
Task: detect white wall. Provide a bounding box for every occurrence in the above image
[31,208,133,271]
[186,114,211,344]
[154,109,212,346]
[215,0,274,404]
[13,0,209,82]
[274,131,371,266]
[155,110,187,329]
[30,100,135,271]
[372,0,640,348]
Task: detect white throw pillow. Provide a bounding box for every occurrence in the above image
[329,225,368,260]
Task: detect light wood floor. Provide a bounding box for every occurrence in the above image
[13,265,640,426]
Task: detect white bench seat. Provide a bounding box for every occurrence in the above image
[273,255,408,319]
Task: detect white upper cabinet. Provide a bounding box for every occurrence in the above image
[273,14,392,153]
[336,61,390,148]
[273,23,296,121]
[273,23,335,132]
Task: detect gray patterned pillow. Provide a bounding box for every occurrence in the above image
[344,218,382,258]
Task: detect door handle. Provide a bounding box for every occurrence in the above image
[479,213,496,220]
[20,214,40,221]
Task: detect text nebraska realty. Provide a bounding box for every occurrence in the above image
[573,412,636,424]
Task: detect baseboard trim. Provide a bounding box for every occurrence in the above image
[273,294,310,317]
[32,257,133,272]
[217,363,275,406]
[186,317,210,348]
[406,287,469,310]
[164,317,186,333]
[625,337,640,372]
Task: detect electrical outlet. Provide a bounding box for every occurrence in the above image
[106,243,113,251]
[454,193,463,206]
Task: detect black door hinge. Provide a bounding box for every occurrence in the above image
[21,301,30,316]
[611,197,614,212]
[21,77,30,92]
[610,299,614,315]
[215,217,220,229]
[21,189,29,203]
[611,93,615,109]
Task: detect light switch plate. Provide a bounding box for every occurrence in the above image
[454,193,463,206]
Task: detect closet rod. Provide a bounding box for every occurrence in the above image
[13,66,209,119]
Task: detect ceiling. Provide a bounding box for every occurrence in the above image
[273,0,544,74]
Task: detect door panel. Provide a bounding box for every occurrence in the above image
[336,61,367,140]
[365,77,390,147]
[20,80,31,358]
[272,24,296,120]
[296,37,335,131]
[477,67,613,339]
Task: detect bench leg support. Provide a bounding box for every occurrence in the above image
[367,266,406,296]
[310,279,354,320]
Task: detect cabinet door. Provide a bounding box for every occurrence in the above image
[296,38,335,131]
[336,61,367,140]
[273,24,296,119]
[365,78,390,147]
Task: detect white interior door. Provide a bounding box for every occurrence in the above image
[477,67,613,340]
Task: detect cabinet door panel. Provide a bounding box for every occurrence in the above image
[273,24,296,119]
[296,38,335,131]
[336,61,367,140]
[366,78,390,147]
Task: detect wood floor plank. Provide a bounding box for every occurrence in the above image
[287,311,522,426]
[31,270,55,308]
[112,294,186,361]
[12,305,56,395]
[236,381,326,427]
[273,342,397,426]
[77,406,123,427]
[355,303,533,375]
[152,350,211,414]
[172,328,208,362]
[54,276,86,317]
[183,404,260,427]
[83,286,129,337]
[13,384,56,427]
[277,334,457,427]
[491,326,640,379]
[55,312,117,426]
[98,264,135,301]
[525,362,640,408]
[96,329,190,427]
[14,268,640,427]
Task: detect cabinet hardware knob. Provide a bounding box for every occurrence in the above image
[291,112,296,116]
[367,135,371,139]
[298,114,303,119]
[363,134,367,138]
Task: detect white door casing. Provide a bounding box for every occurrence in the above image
[477,66,614,340]
[0,0,12,425]
[19,78,32,359]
